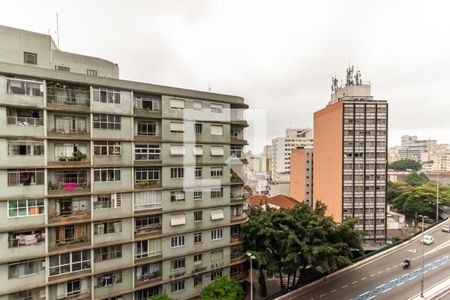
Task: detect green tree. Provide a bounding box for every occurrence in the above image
[151,295,175,300]
[200,276,244,300]
[389,159,422,171]
[405,172,429,186]
[387,180,407,203]
[392,182,450,218]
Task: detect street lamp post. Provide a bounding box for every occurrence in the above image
[436,173,441,223]
[420,215,425,298]
[246,252,256,300]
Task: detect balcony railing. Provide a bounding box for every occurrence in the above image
[47,87,90,107]
[48,181,90,191]
[135,249,162,260]
[52,128,88,134]
[56,290,90,300]
[134,202,162,211]
[230,234,241,243]
[48,210,90,222]
[55,236,89,247]
[136,271,162,284]
[7,116,44,127]
[135,223,162,235]
[9,234,45,248]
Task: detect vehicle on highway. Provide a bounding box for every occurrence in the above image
[403,257,411,269]
[421,235,434,245]
[442,224,450,233]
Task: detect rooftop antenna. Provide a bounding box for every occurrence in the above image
[56,12,60,47]
[208,82,211,92]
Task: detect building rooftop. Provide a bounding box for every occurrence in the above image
[248,194,299,209]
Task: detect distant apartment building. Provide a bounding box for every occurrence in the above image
[271,128,313,182]
[0,25,248,300]
[313,68,388,244]
[398,135,448,162]
[289,146,313,205]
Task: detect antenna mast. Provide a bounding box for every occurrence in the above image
[56,12,60,47]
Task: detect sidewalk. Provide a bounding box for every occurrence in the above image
[408,277,450,300]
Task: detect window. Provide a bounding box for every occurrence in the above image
[194,254,202,264]
[94,168,121,182]
[54,115,86,133]
[56,65,70,72]
[8,199,44,217]
[210,103,223,113]
[170,235,185,248]
[8,169,44,186]
[65,280,81,298]
[8,258,44,278]
[135,286,161,300]
[136,120,160,136]
[93,114,121,130]
[230,145,243,158]
[9,288,45,300]
[135,144,161,160]
[170,191,185,202]
[135,239,162,259]
[170,99,185,110]
[8,229,45,248]
[194,189,203,200]
[195,123,203,134]
[170,145,185,156]
[87,69,98,76]
[136,262,162,283]
[94,193,122,209]
[24,52,37,64]
[194,211,203,222]
[211,250,223,262]
[94,245,122,262]
[94,141,121,156]
[211,146,224,156]
[194,232,203,244]
[134,191,162,210]
[194,274,203,286]
[135,215,161,234]
[6,78,43,96]
[135,168,160,185]
[195,167,202,179]
[170,168,184,179]
[170,214,186,226]
[135,94,161,111]
[170,258,186,271]
[7,108,43,127]
[193,101,202,111]
[211,125,223,135]
[210,270,223,281]
[211,167,223,177]
[211,187,223,198]
[211,229,223,241]
[211,209,224,221]
[93,88,120,104]
[94,220,122,235]
[54,143,87,160]
[171,280,185,293]
[49,250,91,276]
[194,145,203,156]
[170,122,184,133]
[95,271,122,288]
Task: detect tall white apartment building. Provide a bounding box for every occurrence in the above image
[271,128,313,182]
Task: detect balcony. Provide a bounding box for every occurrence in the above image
[230,234,242,244]
[135,216,162,238]
[134,93,161,118]
[135,263,162,287]
[48,224,90,251]
[48,198,91,223]
[8,229,45,248]
[56,291,91,300]
[7,115,44,127]
[231,212,247,224]
[48,170,90,196]
[49,144,90,167]
[47,82,90,111]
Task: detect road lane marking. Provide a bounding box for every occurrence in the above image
[370,274,375,277]
[342,284,348,288]
[330,289,336,293]
[378,270,383,274]
[361,277,367,280]
[352,281,358,285]
[319,293,326,297]
[386,267,391,271]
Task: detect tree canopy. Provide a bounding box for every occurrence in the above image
[392,182,450,218]
[389,159,422,171]
[405,172,429,186]
[151,295,175,300]
[241,202,363,290]
[200,276,244,300]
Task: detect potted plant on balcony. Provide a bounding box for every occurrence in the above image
[69,150,87,162]
[139,180,150,187]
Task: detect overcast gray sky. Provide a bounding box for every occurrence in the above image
[2,0,450,152]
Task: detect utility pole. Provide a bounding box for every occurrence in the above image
[246,252,256,300]
[420,215,425,298]
[436,173,440,223]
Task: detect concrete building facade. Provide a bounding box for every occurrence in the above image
[0,25,248,300]
[313,73,388,244]
[289,147,313,206]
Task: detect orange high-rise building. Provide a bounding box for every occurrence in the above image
[290,146,313,205]
[313,68,388,243]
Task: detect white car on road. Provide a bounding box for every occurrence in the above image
[421,235,434,245]
[442,225,450,233]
